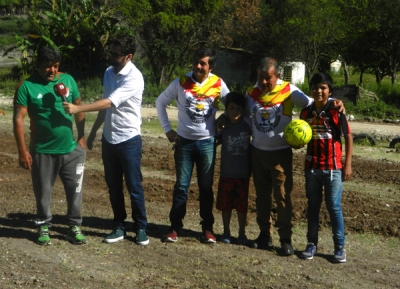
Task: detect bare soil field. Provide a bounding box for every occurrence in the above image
[0,107,399,288]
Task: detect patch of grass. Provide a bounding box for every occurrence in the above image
[141,118,176,136]
[352,144,400,163]
[345,181,398,202]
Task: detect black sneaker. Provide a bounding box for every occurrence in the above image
[249,232,273,249]
[280,239,294,256]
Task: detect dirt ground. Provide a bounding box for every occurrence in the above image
[0,107,399,288]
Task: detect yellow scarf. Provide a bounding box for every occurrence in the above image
[247,81,293,115]
[180,74,222,108]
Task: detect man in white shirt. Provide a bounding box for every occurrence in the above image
[156,47,230,243]
[63,35,149,246]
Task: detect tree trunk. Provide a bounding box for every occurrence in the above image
[359,67,365,86]
[343,61,349,85]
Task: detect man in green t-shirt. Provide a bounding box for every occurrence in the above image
[13,46,87,246]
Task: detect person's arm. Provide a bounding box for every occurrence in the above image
[13,105,32,170]
[86,110,106,150]
[63,98,112,114]
[331,99,345,114]
[156,80,179,142]
[72,97,86,149]
[342,133,353,181]
[290,84,345,113]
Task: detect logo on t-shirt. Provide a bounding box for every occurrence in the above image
[185,96,213,124]
[252,103,281,133]
[37,93,43,99]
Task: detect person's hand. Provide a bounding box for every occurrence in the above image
[342,164,352,181]
[291,144,305,150]
[215,114,228,134]
[87,132,96,150]
[166,130,179,143]
[332,99,345,114]
[62,102,80,114]
[18,150,32,170]
[77,138,87,150]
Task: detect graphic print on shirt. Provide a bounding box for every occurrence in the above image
[251,103,281,133]
[247,82,292,134]
[185,96,214,123]
[227,131,250,155]
[180,75,222,124]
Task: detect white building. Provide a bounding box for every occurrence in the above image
[281,62,305,85]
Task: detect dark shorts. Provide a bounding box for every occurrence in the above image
[216,176,249,213]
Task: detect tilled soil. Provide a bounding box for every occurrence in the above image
[0,115,399,288]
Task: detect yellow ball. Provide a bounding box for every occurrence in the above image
[284,119,312,147]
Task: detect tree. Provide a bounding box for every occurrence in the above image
[338,0,400,85]
[12,0,123,79]
[259,0,345,83]
[119,0,224,85]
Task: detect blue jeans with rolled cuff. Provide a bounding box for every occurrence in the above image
[305,168,345,248]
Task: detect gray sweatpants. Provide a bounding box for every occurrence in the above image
[31,145,86,227]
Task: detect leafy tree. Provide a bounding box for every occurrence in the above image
[338,0,400,85]
[11,0,123,79]
[119,0,224,85]
[208,0,262,50]
[260,0,344,83]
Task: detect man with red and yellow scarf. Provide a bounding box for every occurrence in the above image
[156,47,229,244]
[246,57,343,256]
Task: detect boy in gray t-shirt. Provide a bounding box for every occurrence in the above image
[216,92,251,245]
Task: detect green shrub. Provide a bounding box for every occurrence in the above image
[0,35,17,47]
[376,83,400,107]
[143,82,167,106]
[76,78,104,101]
[0,16,29,34]
[345,98,400,119]
[0,71,18,96]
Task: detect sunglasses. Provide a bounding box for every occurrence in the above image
[107,50,126,58]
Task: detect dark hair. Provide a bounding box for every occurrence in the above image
[36,46,61,65]
[258,57,280,75]
[109,35,136,55]
[309,72,334,92]
[225,92,246,110]
[193,47,217,69]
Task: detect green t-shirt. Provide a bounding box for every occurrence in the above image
[14,73,80,154]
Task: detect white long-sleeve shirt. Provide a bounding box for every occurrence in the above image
[102,61,144,144]
[245,79,313,151]
[156,72,230,140]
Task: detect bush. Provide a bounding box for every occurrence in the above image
[76,78,104,101]
[345,98,400,119]
[0,16,29,34]
[377,83,400,107]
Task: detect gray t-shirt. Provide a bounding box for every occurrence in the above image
[219,120,251,178]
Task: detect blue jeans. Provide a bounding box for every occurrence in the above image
[102,135,147,231]
[305,168,345,247]
[170,136,216,232]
